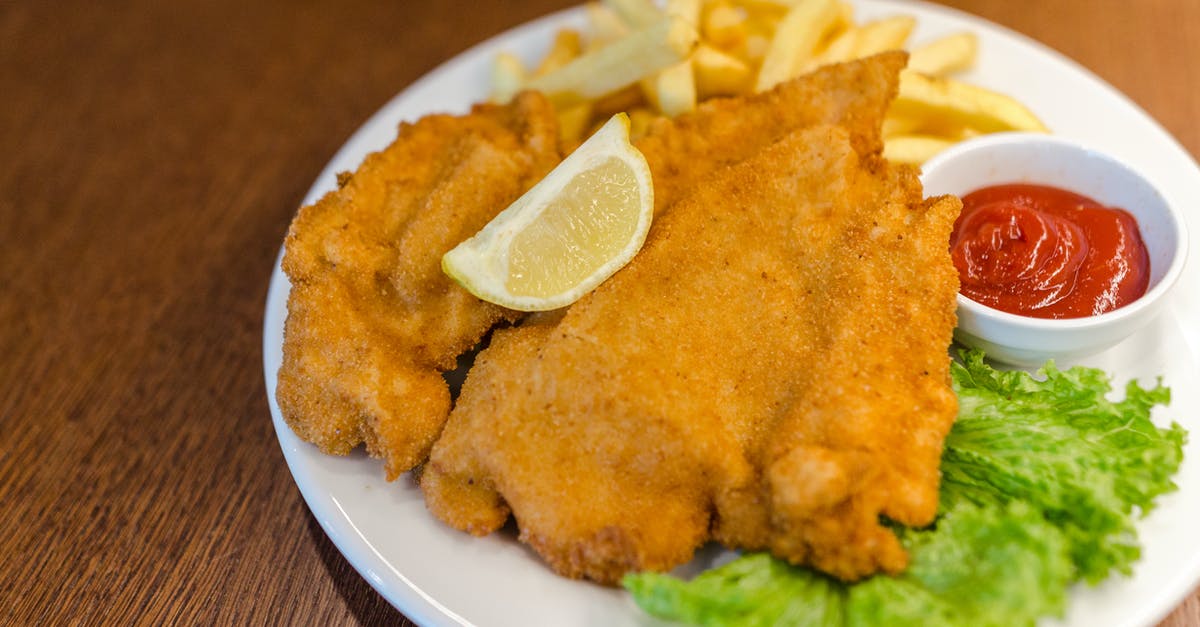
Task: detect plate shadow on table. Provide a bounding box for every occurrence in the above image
[303,504,416,626]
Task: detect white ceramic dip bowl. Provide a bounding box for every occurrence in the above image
[920,132,1188,367]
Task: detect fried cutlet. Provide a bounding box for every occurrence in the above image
[636,51,905,214]
[276,92,560,479]
[277,52,906,482]
[421,54,961,584]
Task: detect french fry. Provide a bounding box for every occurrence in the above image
[603,0,662,29]
[908,32,978,76]
[693,43,753,97]
[852,15,915,57]
[881,111,923,138]
[828,0,856,38]
[643,58,697,117]
[502,0,1043,163]
[893,70,1047,134]
[591,83,648,117]
[627,107,660,140]
[800,23,858,74]
[883,134,956,165]
[557,102,595,146]
[740,1,789,32]
[883,110,972,140]
[535,29,583,76]
[586,2,631,48]
[666,0,702,24]
[525,16,698,108]
[742,33,771,64]
[755,0,842,91]
[735,0,800,9]
[490,52,527,103]
[702,3,749,48]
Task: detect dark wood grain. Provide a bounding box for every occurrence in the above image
[0,0,1195,625]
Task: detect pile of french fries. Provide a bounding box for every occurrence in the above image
[491,0,1047,165]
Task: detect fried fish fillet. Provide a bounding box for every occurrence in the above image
[422,56,961,584]
[276,92,560,479]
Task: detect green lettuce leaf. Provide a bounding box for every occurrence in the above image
[848,500,1073,627]
[945,349,1186,581]
[624,349,1185,626]
[624,554,843,627]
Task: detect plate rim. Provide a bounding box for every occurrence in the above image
[262,2,1200,625]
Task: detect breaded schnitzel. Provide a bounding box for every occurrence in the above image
[277,52,907,482]
[636,51,905,216]
[276,92,560,479]
[421,54,961,584]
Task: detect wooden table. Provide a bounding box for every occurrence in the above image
[2,0,1196,624]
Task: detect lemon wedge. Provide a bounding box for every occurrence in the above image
[442,113,654,311]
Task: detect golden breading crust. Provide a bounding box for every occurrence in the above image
[637,51,906,215]
[276,92,561,479]
[422,55,961,584]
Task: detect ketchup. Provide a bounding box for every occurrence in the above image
[949,183,1150,319]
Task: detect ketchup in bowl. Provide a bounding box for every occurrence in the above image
[949,183,1150,319]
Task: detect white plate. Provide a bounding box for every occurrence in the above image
[262,2,1200,625]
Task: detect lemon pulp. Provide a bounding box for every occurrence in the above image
[442,113,653,312]
[507,157,641,297]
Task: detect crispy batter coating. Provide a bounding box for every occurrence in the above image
[276,92,560,479]
[422,55,961,584]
